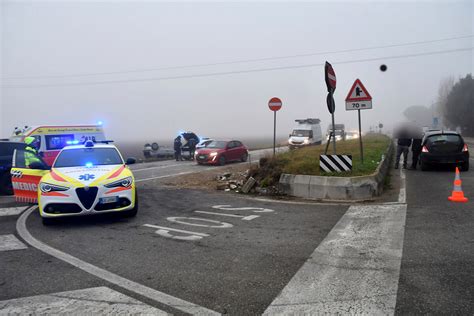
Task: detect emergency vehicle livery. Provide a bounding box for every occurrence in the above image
[10,140,137,225]
[10,125,106,166]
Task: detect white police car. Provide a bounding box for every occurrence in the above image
[10,140,138,225]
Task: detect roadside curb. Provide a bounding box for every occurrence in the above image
[278,141,394,201]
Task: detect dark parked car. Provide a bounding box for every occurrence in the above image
[0,141,28,194]
[420,131,469,171]
[195,140,248,166]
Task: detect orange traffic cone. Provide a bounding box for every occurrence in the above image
[448,167,468,203]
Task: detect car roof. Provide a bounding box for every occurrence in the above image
[62,143,117,150]
[0,140,26,145]
[424,130,460,137]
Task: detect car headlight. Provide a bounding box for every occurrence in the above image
[104,176,133,188]
[40,182,69,193]
[209,152,218,157]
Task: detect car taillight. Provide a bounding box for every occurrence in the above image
[422,146,429,153]
[462,144,468,152]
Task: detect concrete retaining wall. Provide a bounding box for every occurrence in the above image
[279,142,394,201]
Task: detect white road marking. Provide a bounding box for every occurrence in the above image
[242,196,353,206]
[144,224,210,241]
[132,163,185,172]
[264,203,407,315]
[398,168,406,204]
[195,210,260,221]
[0,286,166,315]
[135,168,214,183]
[16,207,219,315]
[167,217,233,228]
[0,234,27,251]
[212,205,274,213]
[0,206,27,217]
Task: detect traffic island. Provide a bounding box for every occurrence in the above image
[279,136,393,201]
[244,134,392,201]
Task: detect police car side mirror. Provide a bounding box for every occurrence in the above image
[29,161,49,170]
[126,157,136,165]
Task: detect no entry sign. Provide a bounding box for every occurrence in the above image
[325,62,336,93]
[268,97,282,111]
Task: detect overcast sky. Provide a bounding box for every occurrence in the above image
[1,1,472,143]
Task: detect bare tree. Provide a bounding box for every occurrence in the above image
[437,76,455,128]
[443,74,473,136]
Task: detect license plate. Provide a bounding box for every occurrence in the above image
[198,155,205,159]
[99,196,118,204]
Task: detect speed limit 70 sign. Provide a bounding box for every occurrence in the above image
[345,79,372,111]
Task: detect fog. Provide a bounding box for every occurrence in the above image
[1,1,472,145]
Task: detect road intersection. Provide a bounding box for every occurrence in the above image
[0,151,472,314]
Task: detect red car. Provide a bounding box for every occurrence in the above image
[195,140,248,165]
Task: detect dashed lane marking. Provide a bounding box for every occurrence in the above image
[16,207,219,315]
[0,286,167,315]
[0,234,27,251]
[0,206,27,217]
[264,203,407,315]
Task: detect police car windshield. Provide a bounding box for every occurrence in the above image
[53,148,123,168]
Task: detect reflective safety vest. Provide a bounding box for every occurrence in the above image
[24,146,42,168]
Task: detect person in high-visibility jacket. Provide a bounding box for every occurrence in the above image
[24,136,43,168]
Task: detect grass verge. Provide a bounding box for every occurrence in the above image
[251,134,391,187]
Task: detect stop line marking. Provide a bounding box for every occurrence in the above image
[0,286,166,315]
[212,205,274,213]
[0,207,27,217]
[0,234,28,251]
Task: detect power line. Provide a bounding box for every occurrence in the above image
[2,34,473,80]
[2,46,472,89]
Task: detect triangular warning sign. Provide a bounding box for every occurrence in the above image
[345,79,372,102]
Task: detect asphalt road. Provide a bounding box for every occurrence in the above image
[129,147,287,182]
[395,156,474,314]
[2,186,347,314]
[0,144,473,314]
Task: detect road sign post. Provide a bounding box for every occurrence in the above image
[345,79,372,163]
[358,109,363,163]
[268,97,282,157]
[325,62,337,154]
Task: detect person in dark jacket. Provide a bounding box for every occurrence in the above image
[395,133,412,169]
[174,136,182,161]
[410,137,423,170]
[187,138,197,160]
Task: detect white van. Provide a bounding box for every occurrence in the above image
[10,124,106,166]
[288,118,323,149]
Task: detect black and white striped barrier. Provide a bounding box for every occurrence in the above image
[320,154,352,172]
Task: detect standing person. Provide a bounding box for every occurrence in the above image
[395,131,412,169]
[24,136,43,168]
[188,137,197,160]
[174,136,182,161]
[410,135,423,170]
[24,136,39,155]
